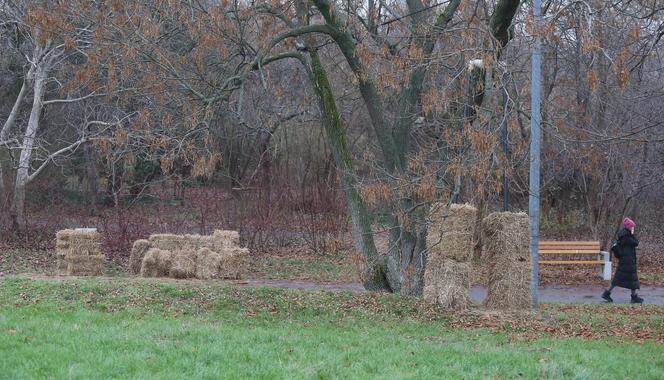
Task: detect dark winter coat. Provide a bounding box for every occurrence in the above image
[611,228,640,290]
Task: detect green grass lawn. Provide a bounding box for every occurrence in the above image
[1,277,663,379]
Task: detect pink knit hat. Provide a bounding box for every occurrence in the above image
[623,217,636,229]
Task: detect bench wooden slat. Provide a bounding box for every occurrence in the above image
[539,247,600,249]
[539,245,600,249]
[537,247,601,253]
[539,240,611,279]
[537,240,607,270]
[539,241,600,245]
[539,250,600,254]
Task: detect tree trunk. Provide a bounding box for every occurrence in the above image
[0,161,7,218]
[84,142,99,216]
[1,75,31,215]
[384,206,428,295]
[12,63,47,230]
[306,49,391,291]
[301,0,519,295]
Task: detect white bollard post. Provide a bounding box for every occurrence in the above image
[600,251,612,281]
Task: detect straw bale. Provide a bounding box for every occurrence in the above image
[148,234,187,251]
[148,234,218,253]
[56,241,70,252]
[428,203,477,235]
[481,212,530,261]
[484,262,531,310]
[482,212,531,310]
[424,203,476,266]
[66,255,105,276]
[56,229,73,254]
[195,248,223,280]
[178,235,199,252]
[423,259,471,310]
[129,239,151,275]
[426,231,474,263]
[217,247,250,279]
[212,230,240,249]
[69,229,100,238]
[67,231,102,257]
[140,248,174,277]
[183,234,215,248]
[56,229,75,242]
[169,250,198,279]
[55,245,69,256]
[135,230,248,279]
[56,230,71,276]
[56,229,102,276]
[56,251,68,276]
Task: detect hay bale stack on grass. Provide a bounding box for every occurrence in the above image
[136,229,249,280]
[129,239,151,275]
[426,203,477,263]
[55,229,105,276]
[423,259,471,310]
[178,234,205,253]
[217,247,250,279]
[66,255,105,276]
[213,230,240,250]
[148,234,187,251]
[193,246,249,280]
[195,248,223,280]
[428,203,477,235]
[55,229,75,275]
[169,250,198,279]
[423,203,477,309]
[482,212,531,310]
[140,248,174,277]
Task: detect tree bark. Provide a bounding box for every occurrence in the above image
[12,61,47,230]
[1,75,30,204]
[310,0,400,172]
[84,142,99,216]
[306,49,391,291]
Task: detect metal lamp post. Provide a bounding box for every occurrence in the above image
[529,0,542,308]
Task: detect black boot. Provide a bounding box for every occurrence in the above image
[601,290,613,303]
[631,294,644,304]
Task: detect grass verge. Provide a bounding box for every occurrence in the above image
[1,277,663,379]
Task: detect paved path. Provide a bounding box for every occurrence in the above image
[243,280,664,306]
[469,285,664,306]
[12,275,664,306]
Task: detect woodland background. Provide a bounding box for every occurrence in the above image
[1,0,663,293]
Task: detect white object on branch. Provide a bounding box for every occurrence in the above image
[467,59,484,71]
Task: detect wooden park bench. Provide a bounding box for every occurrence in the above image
[539,241,611,280]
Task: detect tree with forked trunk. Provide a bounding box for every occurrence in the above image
[73,0,522,294]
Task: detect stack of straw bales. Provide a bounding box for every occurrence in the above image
[481,212,531,310]
[129,230,249,280]
[55,229,105,276]
[423,203,477,310]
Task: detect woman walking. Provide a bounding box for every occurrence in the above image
[602,217,643,304]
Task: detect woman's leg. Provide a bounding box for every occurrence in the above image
[602,285,615,302]
[631,289,644,303]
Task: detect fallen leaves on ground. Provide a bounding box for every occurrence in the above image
[450,304,664,342]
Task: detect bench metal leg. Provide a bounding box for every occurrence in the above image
[600,251,611,281]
